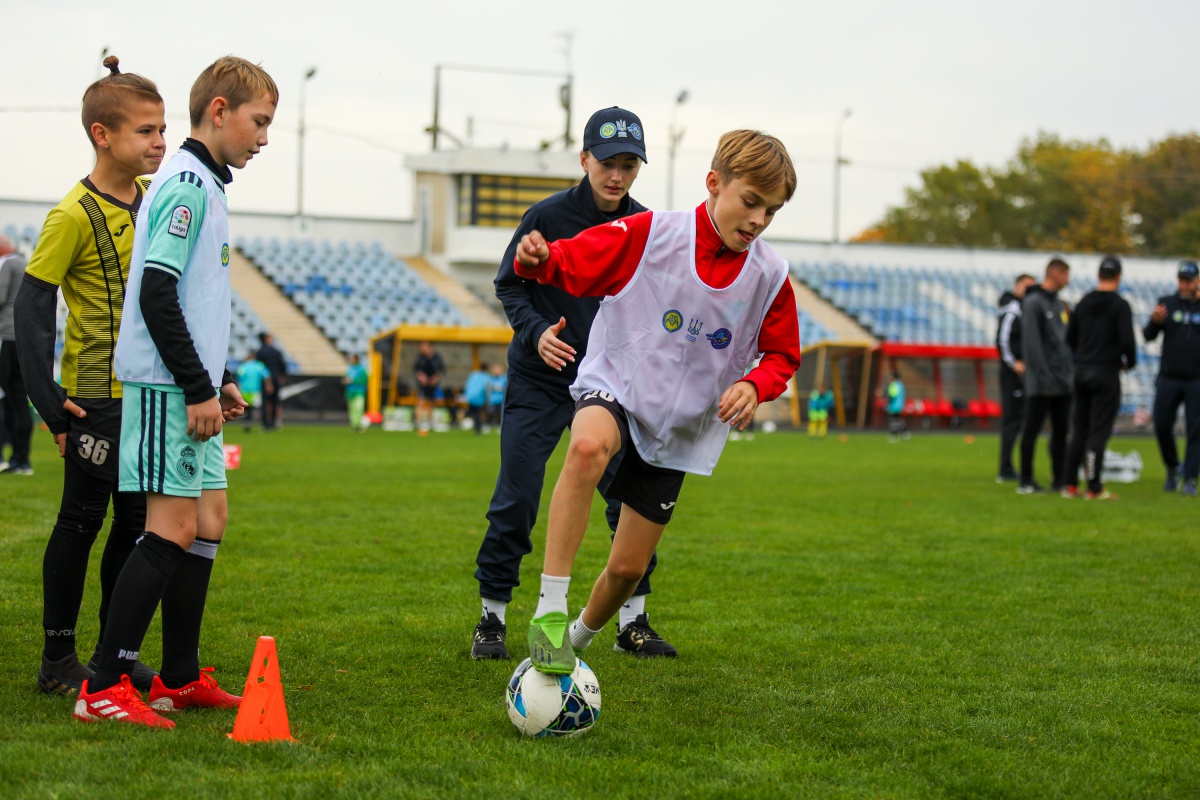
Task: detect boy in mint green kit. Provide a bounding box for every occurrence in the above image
[73,56,278,729]
[236,350,272,430]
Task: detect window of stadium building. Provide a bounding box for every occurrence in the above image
[458,174,576,227]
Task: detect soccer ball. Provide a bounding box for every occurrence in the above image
[506,657,601,737]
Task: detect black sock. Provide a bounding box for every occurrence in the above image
[95,516,142,654]
[91,532,184,691]
[159,537,220,689]
[42,526,99,661]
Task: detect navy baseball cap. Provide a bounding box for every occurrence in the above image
[1178,261,1199,280]
[1098,255,1122,278]
[582,107,647,163]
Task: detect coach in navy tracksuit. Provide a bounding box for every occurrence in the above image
[471,107,676,660]
[1144,260,1200,495]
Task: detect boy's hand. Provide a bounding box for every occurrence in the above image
[516,230,550,268]
[53,399,88,458]
[187,396,224,441]
[538,316,575,371]
[718,380,759,431]
[220,382,248,422]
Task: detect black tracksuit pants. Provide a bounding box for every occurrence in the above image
[998,366,1024,476]
[1153,375,1200,481]
[1064,366,1121,492]
[0,340,32,465]
[474,370,656,604]
[1020,394,1071,487]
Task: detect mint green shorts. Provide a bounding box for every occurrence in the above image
[119,383,228,497]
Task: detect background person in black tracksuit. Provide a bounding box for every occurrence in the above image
[1144,260,1200,495]
[995,273,1037,482]
[471,107,676,660]
[1061,256,1136,499]
[256,332,287,430]
[1018,258,1073,493]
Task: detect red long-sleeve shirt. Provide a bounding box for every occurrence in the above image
[515,202,801,402]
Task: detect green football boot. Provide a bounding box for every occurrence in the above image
[528,612,576,675]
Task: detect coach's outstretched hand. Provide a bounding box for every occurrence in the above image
[516,230,550,268]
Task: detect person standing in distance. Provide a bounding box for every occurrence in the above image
[255,331,286,430]
[1144,260,1200,496]
[1060,256,1136,499]
[472,107,676,661]
[995,273,1037,482]
[0,235,33,475]
[1017,258,1072,494]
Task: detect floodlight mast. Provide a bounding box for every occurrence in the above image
[427,63,573,151]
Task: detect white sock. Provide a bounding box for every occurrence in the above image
[482,598,507,624]
[619,594,646,628]
[569,612,602,650]
[534,574,570,617]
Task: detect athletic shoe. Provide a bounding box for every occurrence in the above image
[1183,481,1198,498]
[1016,482,1044,495]
[88,650,159,693]
[0,460,9,473]
[148,667,240,711]
[1060,485,1079,499]
[528,611,575,675]
[995,471,1019,483]
[614,614,678,658]
[1085,490,1116,500]
[1164,474,1180,492]
[73,675,175,728]
[7,463,33,475]
[37,653,93,696]
[471,612,509,660]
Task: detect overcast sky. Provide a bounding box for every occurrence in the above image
[4,0,1197,243]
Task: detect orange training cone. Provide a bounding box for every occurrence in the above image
[228,636,294,742]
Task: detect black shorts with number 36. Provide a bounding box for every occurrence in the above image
[574,390,686,525]
[66,397,124,483]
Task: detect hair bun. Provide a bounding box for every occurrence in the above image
[102,55,121,75]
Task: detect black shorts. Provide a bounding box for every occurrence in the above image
[417,384,439,401]
[65,397,123,482]
[575,390,685,525]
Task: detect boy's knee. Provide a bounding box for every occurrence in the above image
[606,558,648,586]
[565,436,613,475]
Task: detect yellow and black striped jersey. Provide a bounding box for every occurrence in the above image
[25,176,151,398]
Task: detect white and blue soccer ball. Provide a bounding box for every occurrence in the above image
[506,657,601,737]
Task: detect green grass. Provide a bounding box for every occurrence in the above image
[1,425,1197,799]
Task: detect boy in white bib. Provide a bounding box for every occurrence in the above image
[517,131,803,675]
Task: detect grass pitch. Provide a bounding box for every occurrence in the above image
[1,424,1197,799]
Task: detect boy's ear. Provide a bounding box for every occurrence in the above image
[90,122,111,150]
[209,96,230,128]
[705,169,722,197]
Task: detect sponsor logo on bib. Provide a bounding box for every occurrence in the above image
[706,328,732,350]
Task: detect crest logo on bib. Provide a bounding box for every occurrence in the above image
[662,310,683,332]
[706,328,732,350]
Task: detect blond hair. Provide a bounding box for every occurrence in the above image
[189,56,279,127]
[710,130,796,202]
[80,56,162,148]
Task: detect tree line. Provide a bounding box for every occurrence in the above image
[855,132,1200,257]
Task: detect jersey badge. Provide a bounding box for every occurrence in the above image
[662,310,683,332]
[221,243,230,267]
[177,445,198,482]
[113,223,130,237]
[629,122,642,141]
[706,328,732,350]
[1172,310,1184,323]
[600,122,617,139]
[168,206,192,238]
[686,318,703,343]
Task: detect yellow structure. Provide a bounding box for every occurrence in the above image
[367,324,513,414]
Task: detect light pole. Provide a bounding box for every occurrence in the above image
[297,66,317,218]
[667,89,689,209]
[833,108,852,243]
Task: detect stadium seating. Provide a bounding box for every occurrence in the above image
[791,261,1174,414]
[237,237,468,359]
